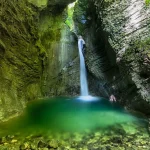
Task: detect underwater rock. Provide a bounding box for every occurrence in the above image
[111,136,123,144]
[48,140,59,149]
[38,140,48,148]
[20,142,31,150]
[0,124,149,150]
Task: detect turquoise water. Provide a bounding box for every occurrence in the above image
[0,96,147,137]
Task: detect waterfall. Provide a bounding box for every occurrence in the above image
[78,39,89,96]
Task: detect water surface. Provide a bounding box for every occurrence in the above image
[0,96,147,137]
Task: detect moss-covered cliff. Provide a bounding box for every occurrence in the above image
[38,6,79,96]
[0,0,77,121]
[0,0,43,121]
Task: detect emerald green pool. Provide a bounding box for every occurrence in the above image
[0,97,149,149]
[0,97,147,134]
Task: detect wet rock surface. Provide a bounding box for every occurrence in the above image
[0,0,43,121]
[0,0,78,121]
[0,122,149,150]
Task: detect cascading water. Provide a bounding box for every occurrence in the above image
[78,38,89,96]
[66,2,90,98]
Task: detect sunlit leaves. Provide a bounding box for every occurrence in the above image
[145,0,150,5]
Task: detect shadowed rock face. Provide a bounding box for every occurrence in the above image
[0,0,43,121]
[91,0,150,114]
[73,0,150,114]
[0,0,76,121]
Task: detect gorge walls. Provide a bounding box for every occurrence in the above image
[0,0,43,121]
[39,10,79,96]
[73,0,150,114]
[0,0,77,121]
[93,0,150,114]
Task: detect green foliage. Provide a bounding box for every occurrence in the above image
[72,0,88,34]
[123,38,150,64]
[145,0,150,5]
[27,0,48,8]
[103,0,116,7]
[35,40,47,59]
[0,39,6,49]
[65,4,75,30]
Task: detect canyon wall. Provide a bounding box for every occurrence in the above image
[0,0,77,121]
[0,0,43,121]
[74,0,150,114]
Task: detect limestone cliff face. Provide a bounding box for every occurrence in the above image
[27,0,80,96]
[0,0,43,121]
[0,0,77,121]
[74,0,150,114]
[92,0,150,114]
[38,9,79,96]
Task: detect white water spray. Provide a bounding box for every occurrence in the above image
[78,38,89,96]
